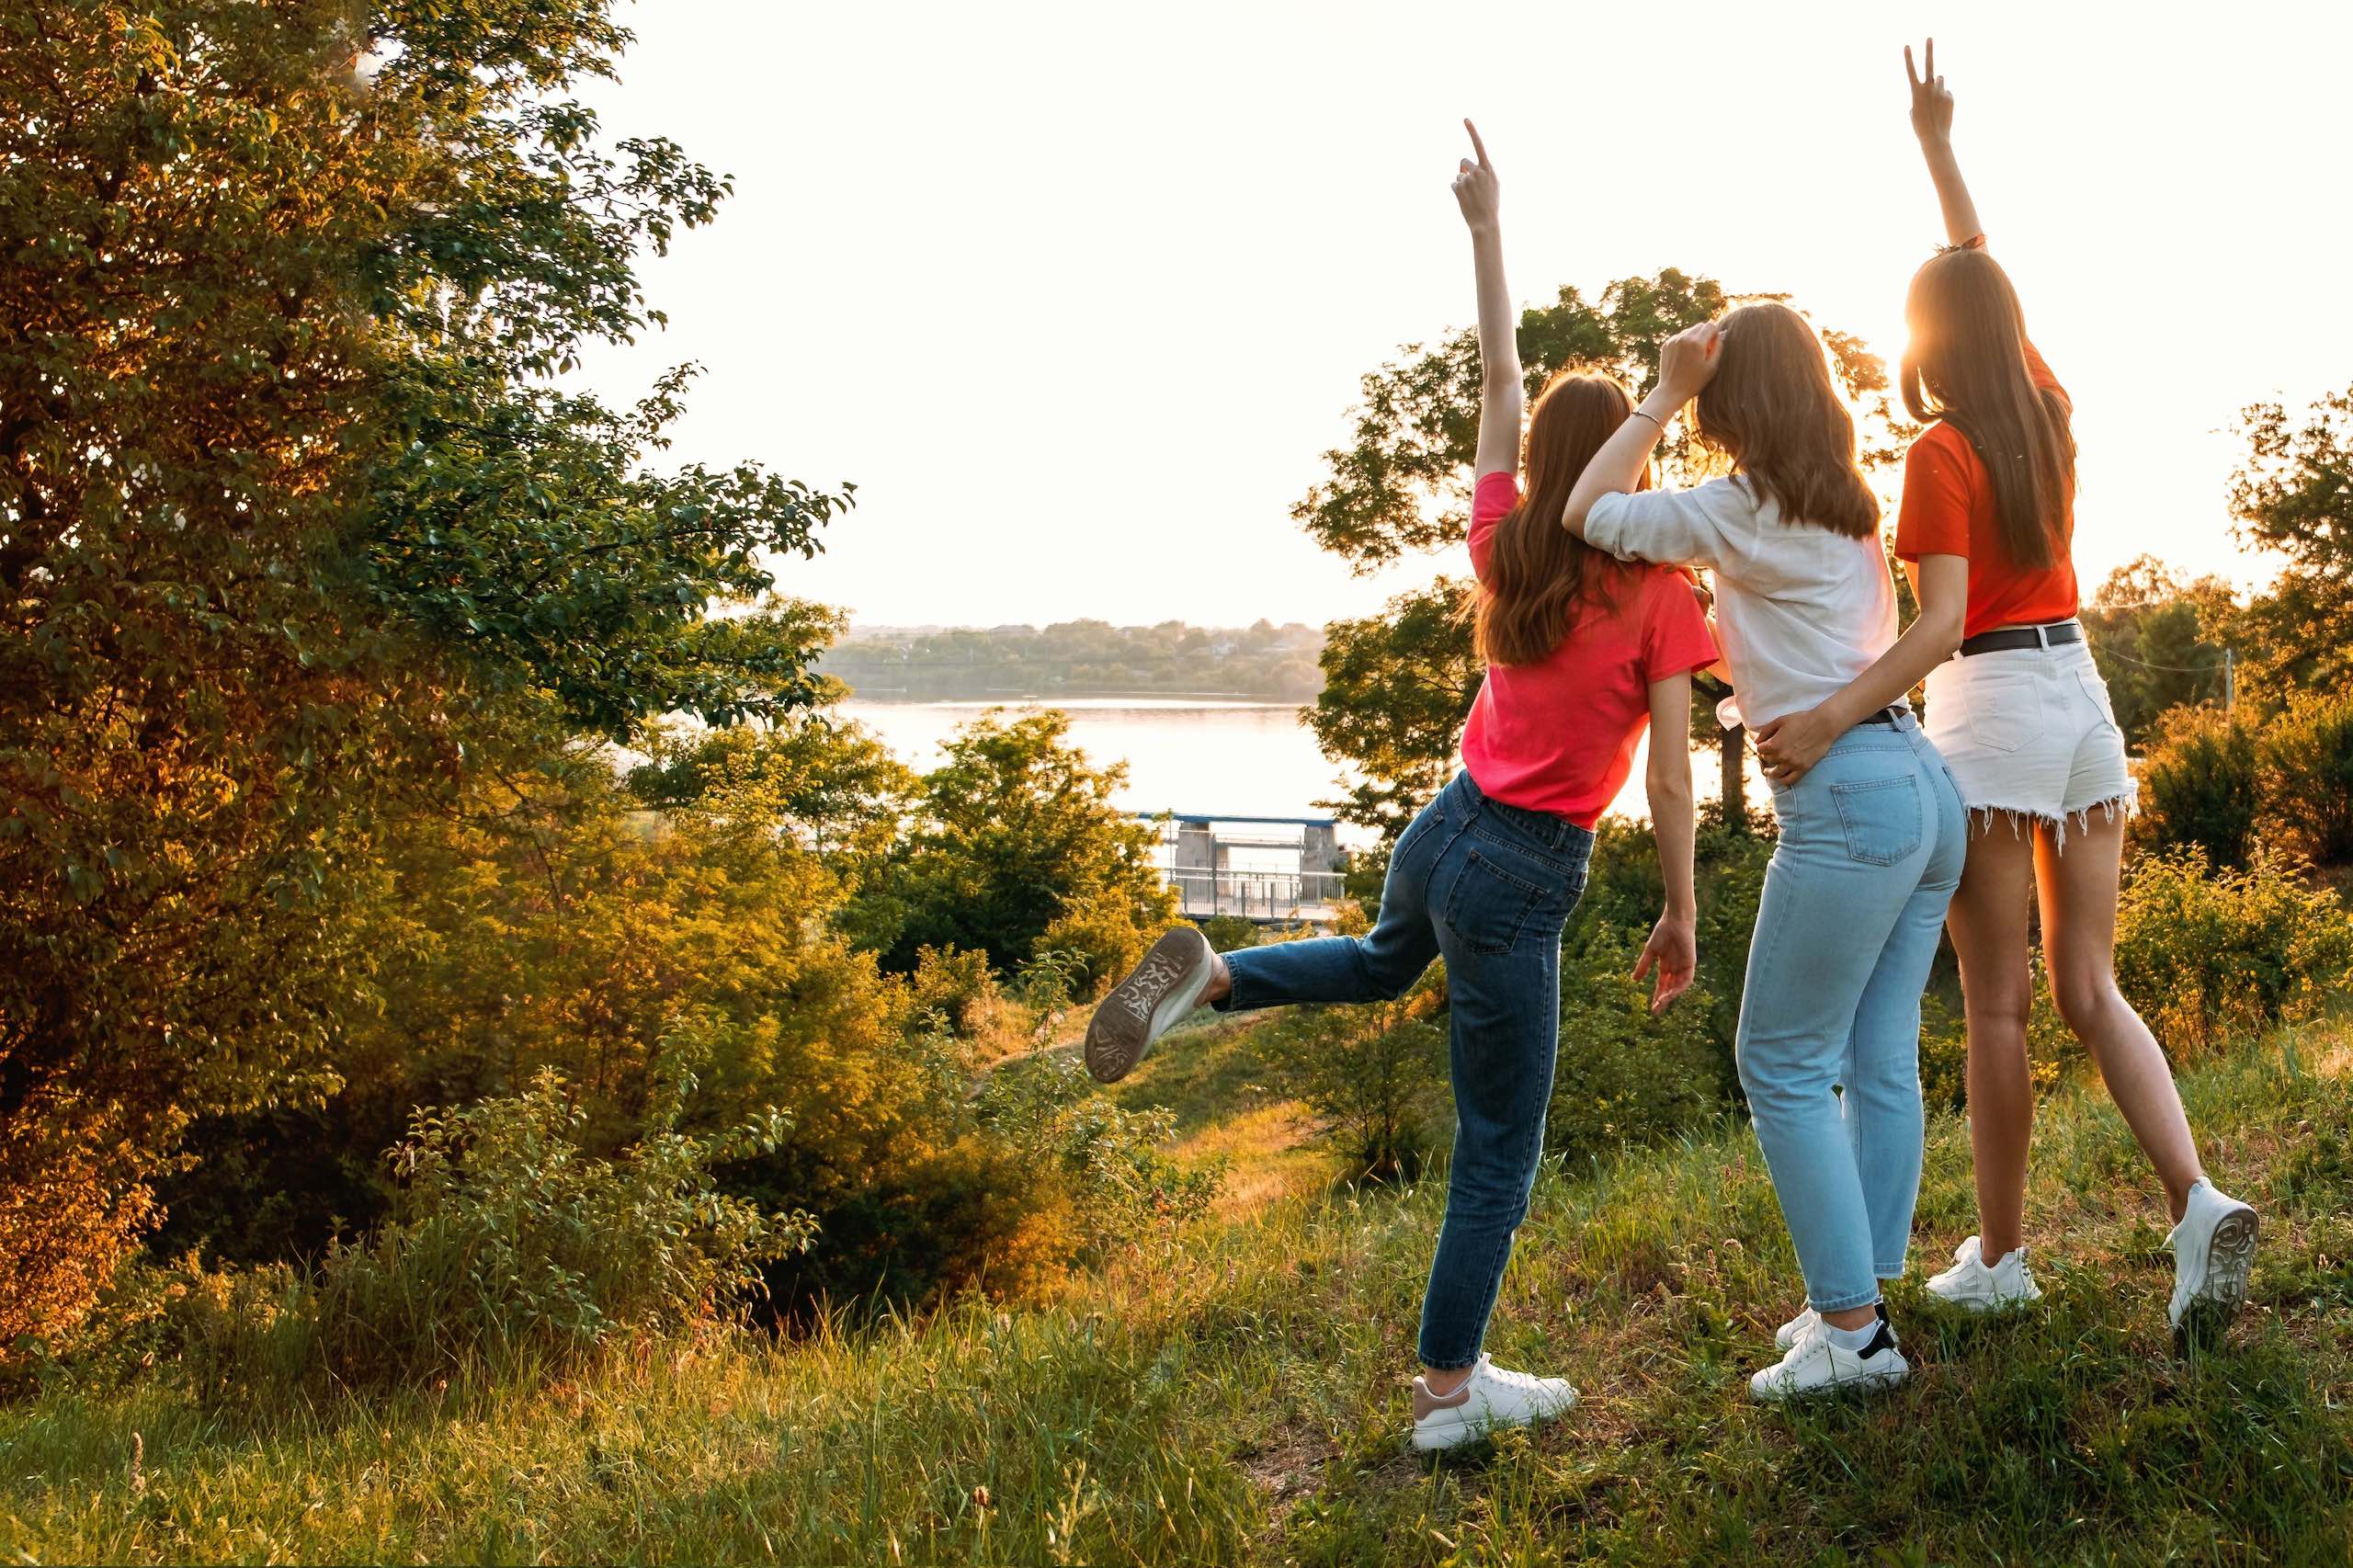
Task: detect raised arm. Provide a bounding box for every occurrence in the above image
[1752,553,1969,784]
[1633,670,1697,1015]
[1906,40,1983,246]
[1560,321,1722,537]
[1453,121,1521,481]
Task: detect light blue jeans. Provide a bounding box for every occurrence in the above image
[1739,711,1965,1312]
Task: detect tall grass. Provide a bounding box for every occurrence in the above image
[4,1028,2348,1564]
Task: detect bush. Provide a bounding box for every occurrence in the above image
[2114,847,2353,1051]
[974,1052,1222,1254]
[1549,926,1731,1163]
[1263,987,1449,1184]
[2134,704,2262,869]
[906,944,1012,1043]
[1200,915,1262,953]
[1036,887,1157,999]
[1567,804,1773,1068]
[307,1061,813,1387]
[2261,687,2353,867]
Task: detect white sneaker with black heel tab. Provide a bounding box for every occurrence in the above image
[1926,1235,2043,1312]
[1083,925,1220,1084]
[1748,1316,1908,1402]
[1409,1356,1578,1451]
[2167,1179,2258,1340]
[1776,1299,1892,1351]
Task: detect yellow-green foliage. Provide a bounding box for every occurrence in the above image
[2132,703,2262,869]
[1550,925,1730,1162]
[2114,846,2353,1050]
[2260,686,2353,865]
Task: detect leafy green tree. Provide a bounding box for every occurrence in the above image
[2080,556,2235,746]
[2231,386,2353,687]
[1308,580,1483,837]
[862,711,1177,988]
[0,1,847,1343]
[1294,273,1904,835]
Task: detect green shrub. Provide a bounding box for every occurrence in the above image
[1263,986,1449,1183]
[2114,847,2353,1051]
[1200,915,1261,953]
[1036,886,1157,999]
[1549,926,1730,1163]
[308,1061,812,1387]
[1568,805,1772,1066]
[972,1052,1222,1258]
[2260,687,2353,866]
[2134,704,2261,868]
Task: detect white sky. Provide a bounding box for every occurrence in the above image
[571,2,2353,630]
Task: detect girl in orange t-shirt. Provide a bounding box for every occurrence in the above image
[1752,42,2256,1340]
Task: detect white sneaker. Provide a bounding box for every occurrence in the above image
[1409,1355,1578,1451]
[2167,1179,2258,1338]
[1748,1318,1909,1403]
[1926,1235,2043,1312]
[1083,926,1219,1084]
[1775,1299,1892,1351]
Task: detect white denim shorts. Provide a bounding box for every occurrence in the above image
[1920,629,2137,848]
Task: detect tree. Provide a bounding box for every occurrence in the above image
[2080,556,2236,747]
[861,711,1177,987]
[1307,581,1483,838]
[1294,273,1906,836]
[0,2,848,1344]
[2231,387,2353,689]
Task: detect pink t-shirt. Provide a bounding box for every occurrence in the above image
[1460,472,1719,826]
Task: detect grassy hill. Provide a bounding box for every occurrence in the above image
[4,1017,2349,1564]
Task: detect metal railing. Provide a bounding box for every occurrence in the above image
[1161,868,1347,921]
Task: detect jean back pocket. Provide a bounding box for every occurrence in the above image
[1831,775,1922,867]
[1440,847,1552,956]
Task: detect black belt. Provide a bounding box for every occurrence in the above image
[1959,620,2083,657]
[1859,706,1907,727]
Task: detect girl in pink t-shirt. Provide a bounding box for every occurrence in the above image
[1082,123,1715,1452]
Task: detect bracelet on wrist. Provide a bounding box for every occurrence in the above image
[1629,408,1666,433]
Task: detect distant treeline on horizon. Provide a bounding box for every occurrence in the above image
[822,619,1325,701]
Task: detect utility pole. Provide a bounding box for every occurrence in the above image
[2223,647,2235,714]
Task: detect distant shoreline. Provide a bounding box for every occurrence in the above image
[836,688,1301,706]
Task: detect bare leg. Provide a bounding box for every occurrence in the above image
[2034,812,2204,1221]
[1945,817,2038,1262]
[1201,949,1231,1005]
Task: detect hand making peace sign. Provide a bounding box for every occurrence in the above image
[1904,39,1954,145]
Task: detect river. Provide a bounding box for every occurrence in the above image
[837,697,1749,846]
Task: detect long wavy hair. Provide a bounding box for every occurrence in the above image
[1693,301,1879,539]
[1901,246,2076,569]
[1469,369,1639,666]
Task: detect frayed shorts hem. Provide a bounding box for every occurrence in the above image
[1961,788,2139,852]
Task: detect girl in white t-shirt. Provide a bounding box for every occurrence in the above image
[1560,303,1968,1402]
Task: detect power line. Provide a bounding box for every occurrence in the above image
[2094,646,2230,676]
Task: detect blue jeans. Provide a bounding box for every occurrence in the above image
[1218,772,1591,1369]
[1739,712,1965,1312]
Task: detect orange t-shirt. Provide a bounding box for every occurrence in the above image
[1893,343,2078,639]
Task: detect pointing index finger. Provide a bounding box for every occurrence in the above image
[1904,43,1918,89]
[1464,118,1490,169]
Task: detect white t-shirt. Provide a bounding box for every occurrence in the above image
[1586,476,1895,731]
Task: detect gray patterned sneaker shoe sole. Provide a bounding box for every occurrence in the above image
[1084,926,1216,1084]
[2176,1206,2258,1346]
